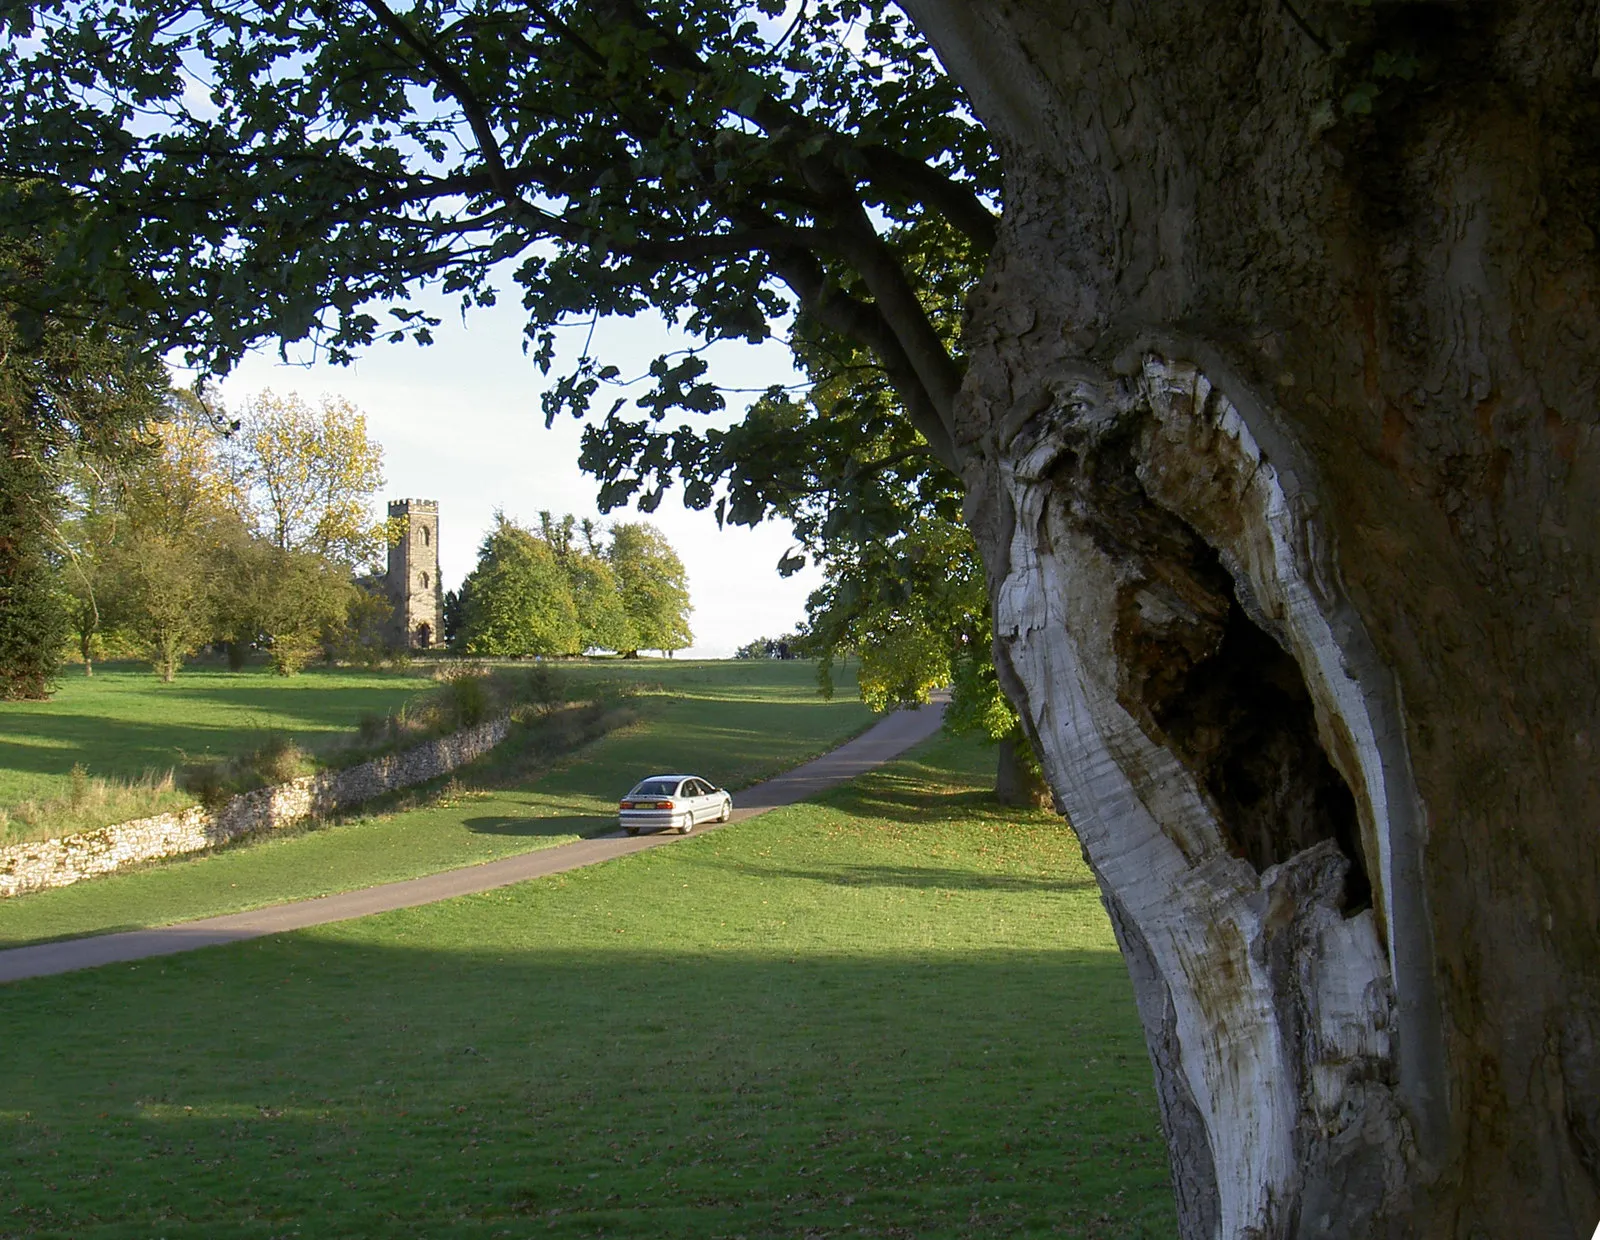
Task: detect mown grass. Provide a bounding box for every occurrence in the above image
[0,660,439,806]
[0,735,1175,1239]
[0,659,847,842]
[0,664,873,948]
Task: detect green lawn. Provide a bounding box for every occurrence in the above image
[0,660,438,806]
[0,657,859,845]
[0,658,845,809]
[0,735,1176,1238]
[0,662,874,947]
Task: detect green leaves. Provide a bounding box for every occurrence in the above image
[455,513,689,656]
[459,516,582,657]
[0,233,171,696]
[608,520,693,654]
[2,0,994,532]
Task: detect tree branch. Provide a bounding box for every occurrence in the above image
[769,247,958,473]
[357,0,521,207]
[859,150,997,252]
[791,157,962,438]
[589,0,997,252]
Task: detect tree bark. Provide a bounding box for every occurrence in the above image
[900,1,1600,1235]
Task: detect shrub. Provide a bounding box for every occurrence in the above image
[448,673,488,728]
[179,734,307,809]
[181,760,231,810]
[434,664,490,728]
[250,733,306,785]
[521,663,566,709]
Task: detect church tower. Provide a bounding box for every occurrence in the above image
[386,499,442,649]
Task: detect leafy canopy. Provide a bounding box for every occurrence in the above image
[0,233,170,696]
[458,515,582,657]
[226,390,388,569]
[0,0,995,547]
[608,520,693,654]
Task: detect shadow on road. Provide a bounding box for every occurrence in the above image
[460,813,611,838]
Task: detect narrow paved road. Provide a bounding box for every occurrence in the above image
[0,698,947,984]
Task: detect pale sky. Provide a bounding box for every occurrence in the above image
[206,291,824,659]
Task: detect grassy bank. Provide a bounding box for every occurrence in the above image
[0,659,849,844]
[0,663,873,947]
[0,661,436,807]
[0,735,1174,1238]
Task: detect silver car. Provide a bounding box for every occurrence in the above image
[618,774,732,835]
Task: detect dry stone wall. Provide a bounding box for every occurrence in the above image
[0,715,512,899]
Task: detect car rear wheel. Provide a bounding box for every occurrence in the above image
[625,827,639,836]
[680,812,695,834]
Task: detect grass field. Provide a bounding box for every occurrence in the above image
[0,735,1176,1238]
[0,661,438,807]
[0,658,850,808]
[0,661,874,947]
[0,657,864,844]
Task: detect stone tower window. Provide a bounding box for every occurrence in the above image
[420,571,430,588]
[423,526,430,546]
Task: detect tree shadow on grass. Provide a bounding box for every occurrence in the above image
[0,716,270,784]
[726,862,1096,894]
[822,784,1064,829]
[0,938,1175,1240]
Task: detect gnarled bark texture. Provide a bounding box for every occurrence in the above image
[899,2,1600,1235]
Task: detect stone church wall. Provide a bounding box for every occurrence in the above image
[386,497,443,649]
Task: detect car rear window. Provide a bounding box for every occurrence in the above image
[631,780,679,797]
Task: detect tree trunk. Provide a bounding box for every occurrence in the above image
[901,2,1600,1235]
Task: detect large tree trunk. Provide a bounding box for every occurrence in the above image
[901,2,1600,1235]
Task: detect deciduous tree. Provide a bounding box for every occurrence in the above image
[212,528,355,675]
[228,390,386,569]
[804,517,1047,805]
[458,515,580,657]
[538,510,638,653]
[607,522,693,656]
[0,237,168,696]
[108,527,213,682]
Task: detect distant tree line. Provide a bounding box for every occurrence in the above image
[4,365,394,693]
[735,634,801,660]
[449,512,691,658]
[0,243,692,692]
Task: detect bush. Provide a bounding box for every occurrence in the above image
[180,733,308,808]
[442,668,489,728]
[521,663,566,709]
[250,733,306,785]
[69,762,90,809]
[180,759,230,810]
[268,633,320,676]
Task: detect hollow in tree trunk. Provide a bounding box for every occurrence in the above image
[901,2,1600,1235]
